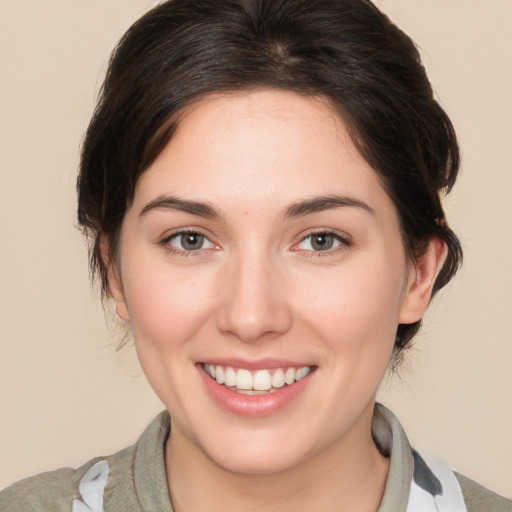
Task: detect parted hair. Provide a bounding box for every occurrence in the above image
[77,0,462,364]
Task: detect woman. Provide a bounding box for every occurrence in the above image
[1,0,510,510]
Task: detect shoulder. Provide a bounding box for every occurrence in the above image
[0,445,136,512]
[455,472,511,512]
[374,404,511,512]
[0,413,170,512]
[0,460,96,512]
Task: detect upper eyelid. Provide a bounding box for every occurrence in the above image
[296,229,351,243]
[161,227,214,243]
[289,230,352,256]
[159,227,351,249]
[160,229,218,257]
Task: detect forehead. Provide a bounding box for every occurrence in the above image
[133,89,392,216]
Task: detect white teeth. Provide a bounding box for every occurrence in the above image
[236,369,253,390]
[253,370,272,391]
[204,364,215,378]
[295,367,311,381]
[285,368,295,385]
[224,366,236,387]
[271,369,285,388]
[215,366,225,385]
[205,364,312,392]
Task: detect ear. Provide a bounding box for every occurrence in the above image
[399,237,447,324]
[100,236,130,322]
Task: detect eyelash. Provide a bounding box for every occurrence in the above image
[159,229,352,258]
[160,229,218,257]
[292,230,352,258]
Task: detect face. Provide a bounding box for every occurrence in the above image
[111,89,435,475]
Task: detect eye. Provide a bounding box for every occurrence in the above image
[295,232,348,252]
[166,231,215,252]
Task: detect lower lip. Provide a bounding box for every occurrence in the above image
[197,365,314,418]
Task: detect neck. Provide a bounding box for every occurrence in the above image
[166,405,389,512]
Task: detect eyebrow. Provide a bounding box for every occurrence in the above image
[284,195,375,218]
[139,194,374,220]
[139,195,221,219]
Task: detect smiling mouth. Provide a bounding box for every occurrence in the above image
[202,364,314,395]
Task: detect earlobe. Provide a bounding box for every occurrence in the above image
[114,300,130,322]
[100,236,130,322]
[398,237,447,324]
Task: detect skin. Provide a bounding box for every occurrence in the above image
[108,89,445,511]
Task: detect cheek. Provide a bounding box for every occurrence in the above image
[122,263,217,354]
[120,262,221,412]
[292,258,406,359]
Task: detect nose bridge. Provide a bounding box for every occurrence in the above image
[216,244,292,343]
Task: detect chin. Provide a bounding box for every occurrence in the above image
[192,422,316,476]
[208,444,304,476]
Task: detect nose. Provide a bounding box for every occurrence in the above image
[215,249,293,343]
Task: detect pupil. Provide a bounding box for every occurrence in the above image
[312,234,333,251]
[183,233,203,250]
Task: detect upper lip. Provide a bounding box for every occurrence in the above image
[198,358,315,370]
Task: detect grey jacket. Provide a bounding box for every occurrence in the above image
[1,405,510,511]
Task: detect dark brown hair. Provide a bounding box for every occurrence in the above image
[77,0,462,362]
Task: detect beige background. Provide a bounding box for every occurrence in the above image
[1,0,511,496]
